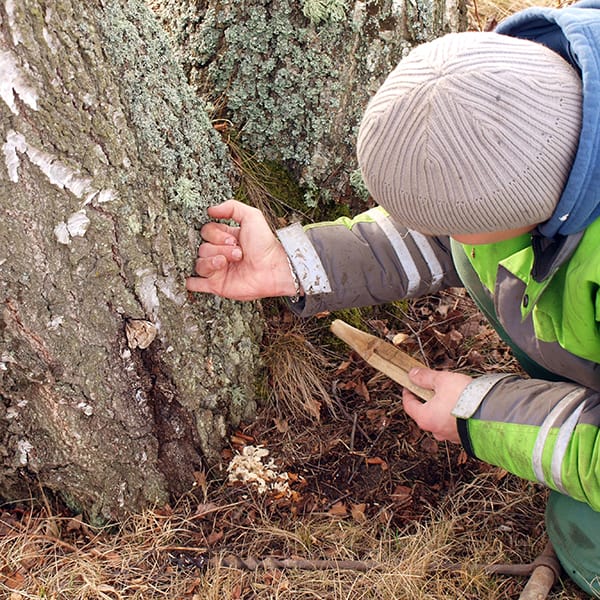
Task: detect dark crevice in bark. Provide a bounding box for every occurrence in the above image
[131,340,204,498]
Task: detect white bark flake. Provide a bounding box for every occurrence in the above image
[0,49,38,114]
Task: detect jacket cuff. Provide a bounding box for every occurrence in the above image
[456,418,475,458]
[276,223,332,295]
[452,374,514,418]
[452,374,514,457]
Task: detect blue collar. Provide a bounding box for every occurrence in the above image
[497,1,600,237]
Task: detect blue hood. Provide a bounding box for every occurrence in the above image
[496,0,600,238]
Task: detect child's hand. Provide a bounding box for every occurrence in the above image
[186,200,297,301]
[402,368,473,443]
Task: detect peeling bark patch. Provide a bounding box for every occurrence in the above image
[135,268,161,324]
[42,26,58,53]
[53,221,71,245]
[16,439,33,465]
[2,129,21,182]
[95,189,117,204]
[132,344,204,498]
[66,210,90,237]
[4,130,90,192]
[54,210,91,245]
[2,130,117,207]
[5,0,23,46]
[0,49,38,114]
[2,129,119,245]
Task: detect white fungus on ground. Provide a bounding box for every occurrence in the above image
[227,445,291,496]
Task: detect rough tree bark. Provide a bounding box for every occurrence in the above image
[0,0,261,521]
[149,0,467,201]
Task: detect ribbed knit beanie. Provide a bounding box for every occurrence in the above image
[356,32,583,236]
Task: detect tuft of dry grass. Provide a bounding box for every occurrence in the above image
[468,0,570,30]
[217,125,312,234]
[261,316,335,422]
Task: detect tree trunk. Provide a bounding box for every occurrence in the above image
[0,0,261,522]
[149,0,467,201]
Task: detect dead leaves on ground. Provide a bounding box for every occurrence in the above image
[230,292,512,530]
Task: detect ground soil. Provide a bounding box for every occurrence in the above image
[227,290,523,528]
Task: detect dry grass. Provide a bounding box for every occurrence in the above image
[467,0,568,30]
[218,125,313,233]
[0,474,587,599]
[261,316,335,422]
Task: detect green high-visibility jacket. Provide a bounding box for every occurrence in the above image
[277,208,600,509]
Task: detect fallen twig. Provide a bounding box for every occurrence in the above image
[215,555,380,572]
[164,548,379,573]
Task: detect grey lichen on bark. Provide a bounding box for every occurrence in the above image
[148,0,467,202]
[0,0,261,521]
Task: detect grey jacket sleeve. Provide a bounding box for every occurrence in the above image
[276,206,462,317]
[453,374,600,509]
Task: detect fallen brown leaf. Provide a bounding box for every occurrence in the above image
[457,449,469,465]
[335,359,353,374]
[355,379,370,402]
[305,397,322,420]
[4,571,25,590]
[494,468,509,481]
[195,503,218,519]
[328,502,348,517]
[391,485,412,503]
[273,417,289,433]
[351,503,367,523]
[365,408,388,430]
[366,456,389,470]
[206,530,224,546]
[420,437,439,455]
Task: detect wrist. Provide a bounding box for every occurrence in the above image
[270,244,304,298]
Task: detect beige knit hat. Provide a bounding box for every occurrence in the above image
[356,32,583,236]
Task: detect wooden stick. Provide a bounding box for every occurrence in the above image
[518,542,560,600]
[436,541,560,600]
[519,564,556,600]
[330,320,434,402]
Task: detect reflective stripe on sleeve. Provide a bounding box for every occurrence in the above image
[551,400,586,495]
[409,230,445,288]
[365,208,420,295]
[532,388,586,490]
[276,223,332,295]
[451,374,514,419]
[365,209,445,292]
